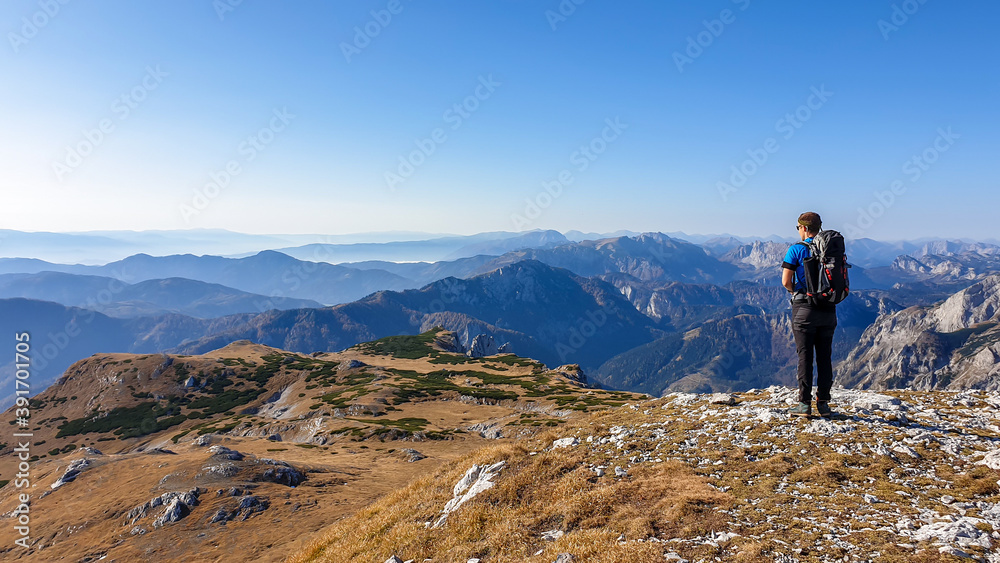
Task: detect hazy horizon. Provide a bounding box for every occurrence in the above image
[3,1,998,242]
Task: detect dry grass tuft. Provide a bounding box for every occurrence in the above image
[289,430,730,563]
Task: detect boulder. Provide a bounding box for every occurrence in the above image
[257,459,305,486]
[153,498,188,528]
[467,334,510,358]
[432,461,506,528]
[208,446,245,461]
[127,488,201,527]
[341,359,368,370]
[400,449,426,463]
[708,393,736,406]
[51,458,91,489]
[552,437,579,449]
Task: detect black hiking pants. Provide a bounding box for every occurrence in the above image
[791,302,837,404]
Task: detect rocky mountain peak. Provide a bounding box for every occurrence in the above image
[932,274,1000,331]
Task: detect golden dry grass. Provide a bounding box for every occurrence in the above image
[289,432,731,563]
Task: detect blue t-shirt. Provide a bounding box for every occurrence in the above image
[782,237,813,292]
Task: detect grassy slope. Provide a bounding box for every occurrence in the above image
[290,389,1000,563]
[0,329,647,562]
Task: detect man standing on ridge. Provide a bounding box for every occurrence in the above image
[781,211,838,418]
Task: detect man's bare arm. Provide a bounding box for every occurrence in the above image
[782,268,795,292]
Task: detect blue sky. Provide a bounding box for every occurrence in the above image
[2,0,997,240]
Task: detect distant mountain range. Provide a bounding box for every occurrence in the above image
[0,272,321,318]
[0,228,589,264]
[0,299,247,409]
[3,231,1000,408]
[0,251,415,305]
[273,229,570,263]
[167,260,662,372]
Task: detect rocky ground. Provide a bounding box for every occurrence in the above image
[549,386,1000,562]
[302,386,1000,563]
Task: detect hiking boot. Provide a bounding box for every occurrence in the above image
[816,401,833,418]
[789,402,811,417]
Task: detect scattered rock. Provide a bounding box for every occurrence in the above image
[384,557,403,563]
[869,443,895,458]
[433,331,466,354]
[126,488,201,528]
[938,546,975,559]
[552,437,579,449]
[910,517,994,549]
[554,364,587,385]
[153,498,189,528]
[341,359,368,370]
[803,419,856,436]
[211,495,269,524]
[209,509,230,524]
[51,458,91,489]
[466,333,509,358]
[400,449,426,463]
[208,446,245,461]
[346,403,385,417]
[850,393,902,412]
[200,463,239,478]
[975,449,1000,470]
[708,393,736,406]
[541,530,564,541]
[432,461,505,528]
[257,459,305,486]
[467,422,503,440]
[553,554,574,563]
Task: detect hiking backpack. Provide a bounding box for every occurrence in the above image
[797,230,851,306]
